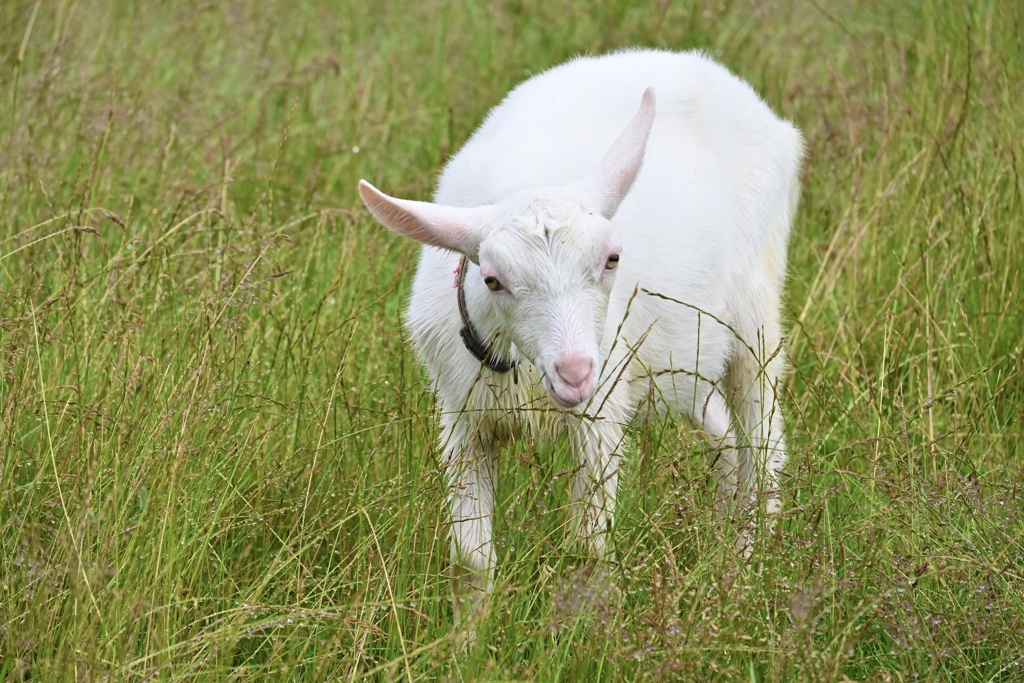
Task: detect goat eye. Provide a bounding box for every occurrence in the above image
[484,276,504,291]
[605,254,620,271]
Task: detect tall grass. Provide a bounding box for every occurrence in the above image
[1,0,1022,680]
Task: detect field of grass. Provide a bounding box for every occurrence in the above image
[2,0,1022,680]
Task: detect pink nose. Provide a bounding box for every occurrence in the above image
[555,354,595,392]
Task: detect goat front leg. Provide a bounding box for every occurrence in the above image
[700,387,758,556]
[569,414,624,560]
[442,426,497,627]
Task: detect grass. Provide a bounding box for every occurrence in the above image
[1,0,1022,680]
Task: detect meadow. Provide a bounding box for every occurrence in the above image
[1,0,1022,680]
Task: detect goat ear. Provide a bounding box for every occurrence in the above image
[579,87,656,219]
[359,180,490,257]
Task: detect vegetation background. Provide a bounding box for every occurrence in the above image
[1,0,1022,680]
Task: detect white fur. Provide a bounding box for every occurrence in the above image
[359,49,803,625]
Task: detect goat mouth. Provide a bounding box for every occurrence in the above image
[543,377,588,409]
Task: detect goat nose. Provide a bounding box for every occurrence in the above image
[555,354,594,390]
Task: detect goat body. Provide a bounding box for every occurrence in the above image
[360,48,803,624]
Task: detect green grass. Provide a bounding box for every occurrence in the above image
[2,0,1022,680]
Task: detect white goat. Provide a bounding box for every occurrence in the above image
[359,49,803,623]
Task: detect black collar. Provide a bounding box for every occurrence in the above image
[456,255,519,374]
